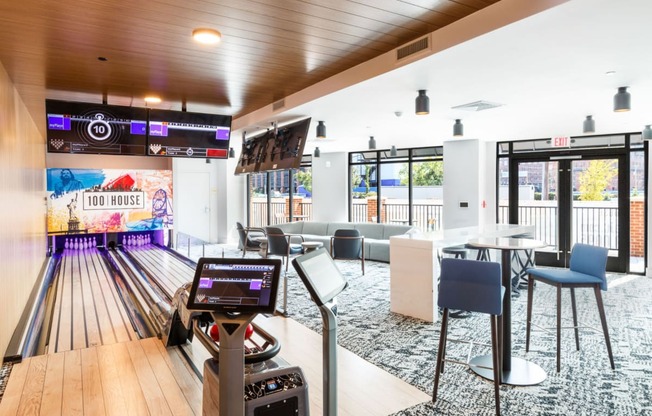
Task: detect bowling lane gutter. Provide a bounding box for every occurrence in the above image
[120,244,194,301]
[4,251,62,362]
[102,248,160,339]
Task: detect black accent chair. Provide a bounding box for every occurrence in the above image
[236,222,265,258]
[330,229,365,275]
[264,226,304,272]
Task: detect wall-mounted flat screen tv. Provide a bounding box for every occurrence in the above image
[147,109,232,159]
[46,99,148,156]
[235,129,271,175]
[234,117,310,175]
[257,118,310,172]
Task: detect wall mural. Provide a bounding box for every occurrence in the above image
[47,168,173,234]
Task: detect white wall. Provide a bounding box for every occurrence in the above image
[172,156,246,245]
[312,152,348,222]
[0,63,47,356]
[219,156,246,245]
[443,139,481,229]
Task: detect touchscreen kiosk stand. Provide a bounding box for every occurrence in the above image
[184,257,309,416]
[293,248,349,416]
[204,312,255,415]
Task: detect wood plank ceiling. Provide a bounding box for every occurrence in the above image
[0,0,500,136]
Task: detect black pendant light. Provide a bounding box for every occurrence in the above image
[228,147,235,158]
[314,147,321,158]
[614,86,631,112]
[368,136,376,150]
[415,90,429,115]
[453,119,463,137]
[582,116,595,133]
[316,120,326,138]
[390,145,397,157]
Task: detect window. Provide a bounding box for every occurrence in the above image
[349,146,443,231]
[247,155,313,227]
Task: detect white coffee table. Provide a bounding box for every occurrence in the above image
[301,241,323,253]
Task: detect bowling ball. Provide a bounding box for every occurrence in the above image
[209,323,253,341]
[209,324,219,342]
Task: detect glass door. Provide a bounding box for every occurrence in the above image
[513,160,562,266]
[512,156,627,272]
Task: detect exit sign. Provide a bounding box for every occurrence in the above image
[551,136,571,147]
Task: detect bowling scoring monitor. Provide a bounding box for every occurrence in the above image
[187,258,282,314]
[292,248,348,306]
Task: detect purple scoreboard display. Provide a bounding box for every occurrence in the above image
[46,100,148,156]
[147,109,232,159]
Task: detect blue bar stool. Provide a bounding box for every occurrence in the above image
[526,243,615,372]
[433,258,504,416]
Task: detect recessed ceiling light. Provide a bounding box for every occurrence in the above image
[192,28,222,45]
[605,70,616,76]
[144,96,161,104]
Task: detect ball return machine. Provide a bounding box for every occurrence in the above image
[164,257,310,416]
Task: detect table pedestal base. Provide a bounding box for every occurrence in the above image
[469,355,546,386]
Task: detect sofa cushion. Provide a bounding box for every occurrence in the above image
[368,239,390,263]
[354,223,384,240]
[383,224,413,239]
[302,221,329,236]
[327,222,356,235]
[276,222,303,234]
[301,234,332,248]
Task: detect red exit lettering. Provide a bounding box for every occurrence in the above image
[552,136,570,147]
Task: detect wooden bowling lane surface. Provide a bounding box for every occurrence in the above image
[123,245,195,300]
[0,337,202,416]
[47,248,138,354]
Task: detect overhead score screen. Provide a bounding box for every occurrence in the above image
[147,109,232,159]
[46,100,148,156]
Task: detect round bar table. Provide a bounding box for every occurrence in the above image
[466,237,547,386]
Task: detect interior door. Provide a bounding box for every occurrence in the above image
[177,171,211,241]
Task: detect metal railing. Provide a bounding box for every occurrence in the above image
[251,200,621,249]
[499,202,619,250]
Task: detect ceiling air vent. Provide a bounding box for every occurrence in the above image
[272,98,285,111]
[396,36,430,62]
[452,100,504,112]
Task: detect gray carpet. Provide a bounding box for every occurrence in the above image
[195,244,652,416]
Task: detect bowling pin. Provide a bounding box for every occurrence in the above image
[92,237,97,247]
[73,238,78,250]
[122,235,126,246]
[64,238,69,249]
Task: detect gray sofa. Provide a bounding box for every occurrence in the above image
[274,221,415,262]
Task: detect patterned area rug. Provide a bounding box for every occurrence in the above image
[196,244,652,416]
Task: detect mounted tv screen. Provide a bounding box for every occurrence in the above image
[235,129,271,175]
[234,117,310,175]
[147,109,232,159]
[46,99,148,156]
[258,118,310,172]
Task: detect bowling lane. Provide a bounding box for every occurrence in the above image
[122,244,195,300]
[47,247,138,354]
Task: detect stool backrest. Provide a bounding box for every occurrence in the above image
[569,243,609,290]
[438,258,503,316]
